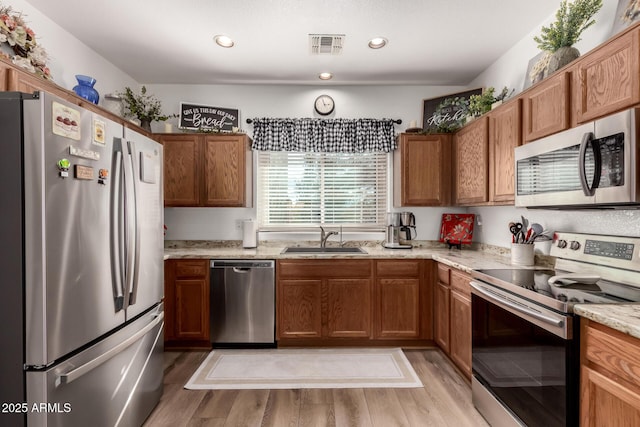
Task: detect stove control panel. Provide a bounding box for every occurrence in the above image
[551,232,640,271]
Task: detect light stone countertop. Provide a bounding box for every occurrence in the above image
[574,304,640,340]
[164,239,640,339]
[163,240,518,273]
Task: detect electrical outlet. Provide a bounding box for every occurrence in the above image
[476,214,483,226]
[235,219,243,230]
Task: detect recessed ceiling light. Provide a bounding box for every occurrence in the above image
[319,72,333,80]
[368,37,388,49]
[214,35,235,48]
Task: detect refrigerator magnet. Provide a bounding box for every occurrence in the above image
[52,102,81,141]
[93,118,106,145]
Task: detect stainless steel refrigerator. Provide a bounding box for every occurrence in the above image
[0,91,164,427]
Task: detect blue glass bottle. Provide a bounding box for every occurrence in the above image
[72,75,99,104]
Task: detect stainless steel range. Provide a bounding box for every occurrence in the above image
[470,232,640,427]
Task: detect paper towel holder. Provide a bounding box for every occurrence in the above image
[242,219,257,248]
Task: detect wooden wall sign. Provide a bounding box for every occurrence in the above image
[179,102,239,131]
[422,88,482,132]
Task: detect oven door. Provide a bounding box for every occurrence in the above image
[470,281,578,427]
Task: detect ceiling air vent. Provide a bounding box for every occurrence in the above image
[309,34,345,55]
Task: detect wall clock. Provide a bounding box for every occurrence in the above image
[314,95,335,115]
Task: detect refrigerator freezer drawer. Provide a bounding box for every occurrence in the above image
[26,305,164,427]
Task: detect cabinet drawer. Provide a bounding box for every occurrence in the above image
[376,260,421,277]
[450,269,471,297]
[175,260,209,278]
[584,322,640,388]
[278,259,372,279]
[437,263,450,285]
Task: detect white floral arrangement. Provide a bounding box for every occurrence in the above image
[0,3,50,79]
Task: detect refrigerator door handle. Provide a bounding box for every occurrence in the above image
[126,140,142,306]
[111,149,125,311]
[58,311,164,385]
[122,143,137,309]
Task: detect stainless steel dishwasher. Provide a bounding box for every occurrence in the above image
[210,260,275,347]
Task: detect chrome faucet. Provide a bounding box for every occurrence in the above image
[320,226,338,248]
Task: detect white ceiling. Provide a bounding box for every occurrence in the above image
[27,0,560,86]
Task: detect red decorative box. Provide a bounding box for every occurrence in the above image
[439,213,475,246]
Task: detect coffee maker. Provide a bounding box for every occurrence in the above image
[399,212,416,241]
[383,212,414,249]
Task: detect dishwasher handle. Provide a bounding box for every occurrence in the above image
[210,260,274,269]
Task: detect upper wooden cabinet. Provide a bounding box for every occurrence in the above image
[393,133,452,206]
[202,135,251,206]
[488,99,522,204]
[160,133,252,207]
[162,134,201,206]
[454,116,489,205]
[573,29,640,124]
[522,71,571,142]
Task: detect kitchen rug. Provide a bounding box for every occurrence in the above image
[184,348,422,389]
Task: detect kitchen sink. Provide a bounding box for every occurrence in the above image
[282,247,367,254]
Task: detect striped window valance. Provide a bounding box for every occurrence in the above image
[250,118,397,153]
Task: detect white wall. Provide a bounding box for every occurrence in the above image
[15,0,138,102]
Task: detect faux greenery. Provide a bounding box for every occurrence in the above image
[534,0,603,52]
[119,86,176,122]
[468,86,514,117]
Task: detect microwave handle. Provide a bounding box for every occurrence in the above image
[579,132,601,197]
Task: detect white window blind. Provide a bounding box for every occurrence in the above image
[257,151,388,228]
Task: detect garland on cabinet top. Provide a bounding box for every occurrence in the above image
[0,2,50,79]
[250,118,397,153]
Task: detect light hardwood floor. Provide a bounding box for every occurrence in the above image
[143,348,489,427]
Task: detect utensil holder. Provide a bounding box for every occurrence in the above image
[511,243,534,266]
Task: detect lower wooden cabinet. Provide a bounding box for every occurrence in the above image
[435,263,472,380]
[434,264,451,353]
[277,279,323,339]
[276,258,432,345]
[375,259,432,339]
[580,319,640,426]
[164,259,210,348]
[277,259,372,341]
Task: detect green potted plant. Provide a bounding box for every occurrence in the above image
[533,0,603,74]
[119,86,176,132]
[467,86,514,119]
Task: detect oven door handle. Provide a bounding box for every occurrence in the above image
[470,281,566,331]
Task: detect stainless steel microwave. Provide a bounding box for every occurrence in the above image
[515,108,640,208]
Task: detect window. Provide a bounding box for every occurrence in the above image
[257,151,388,228]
